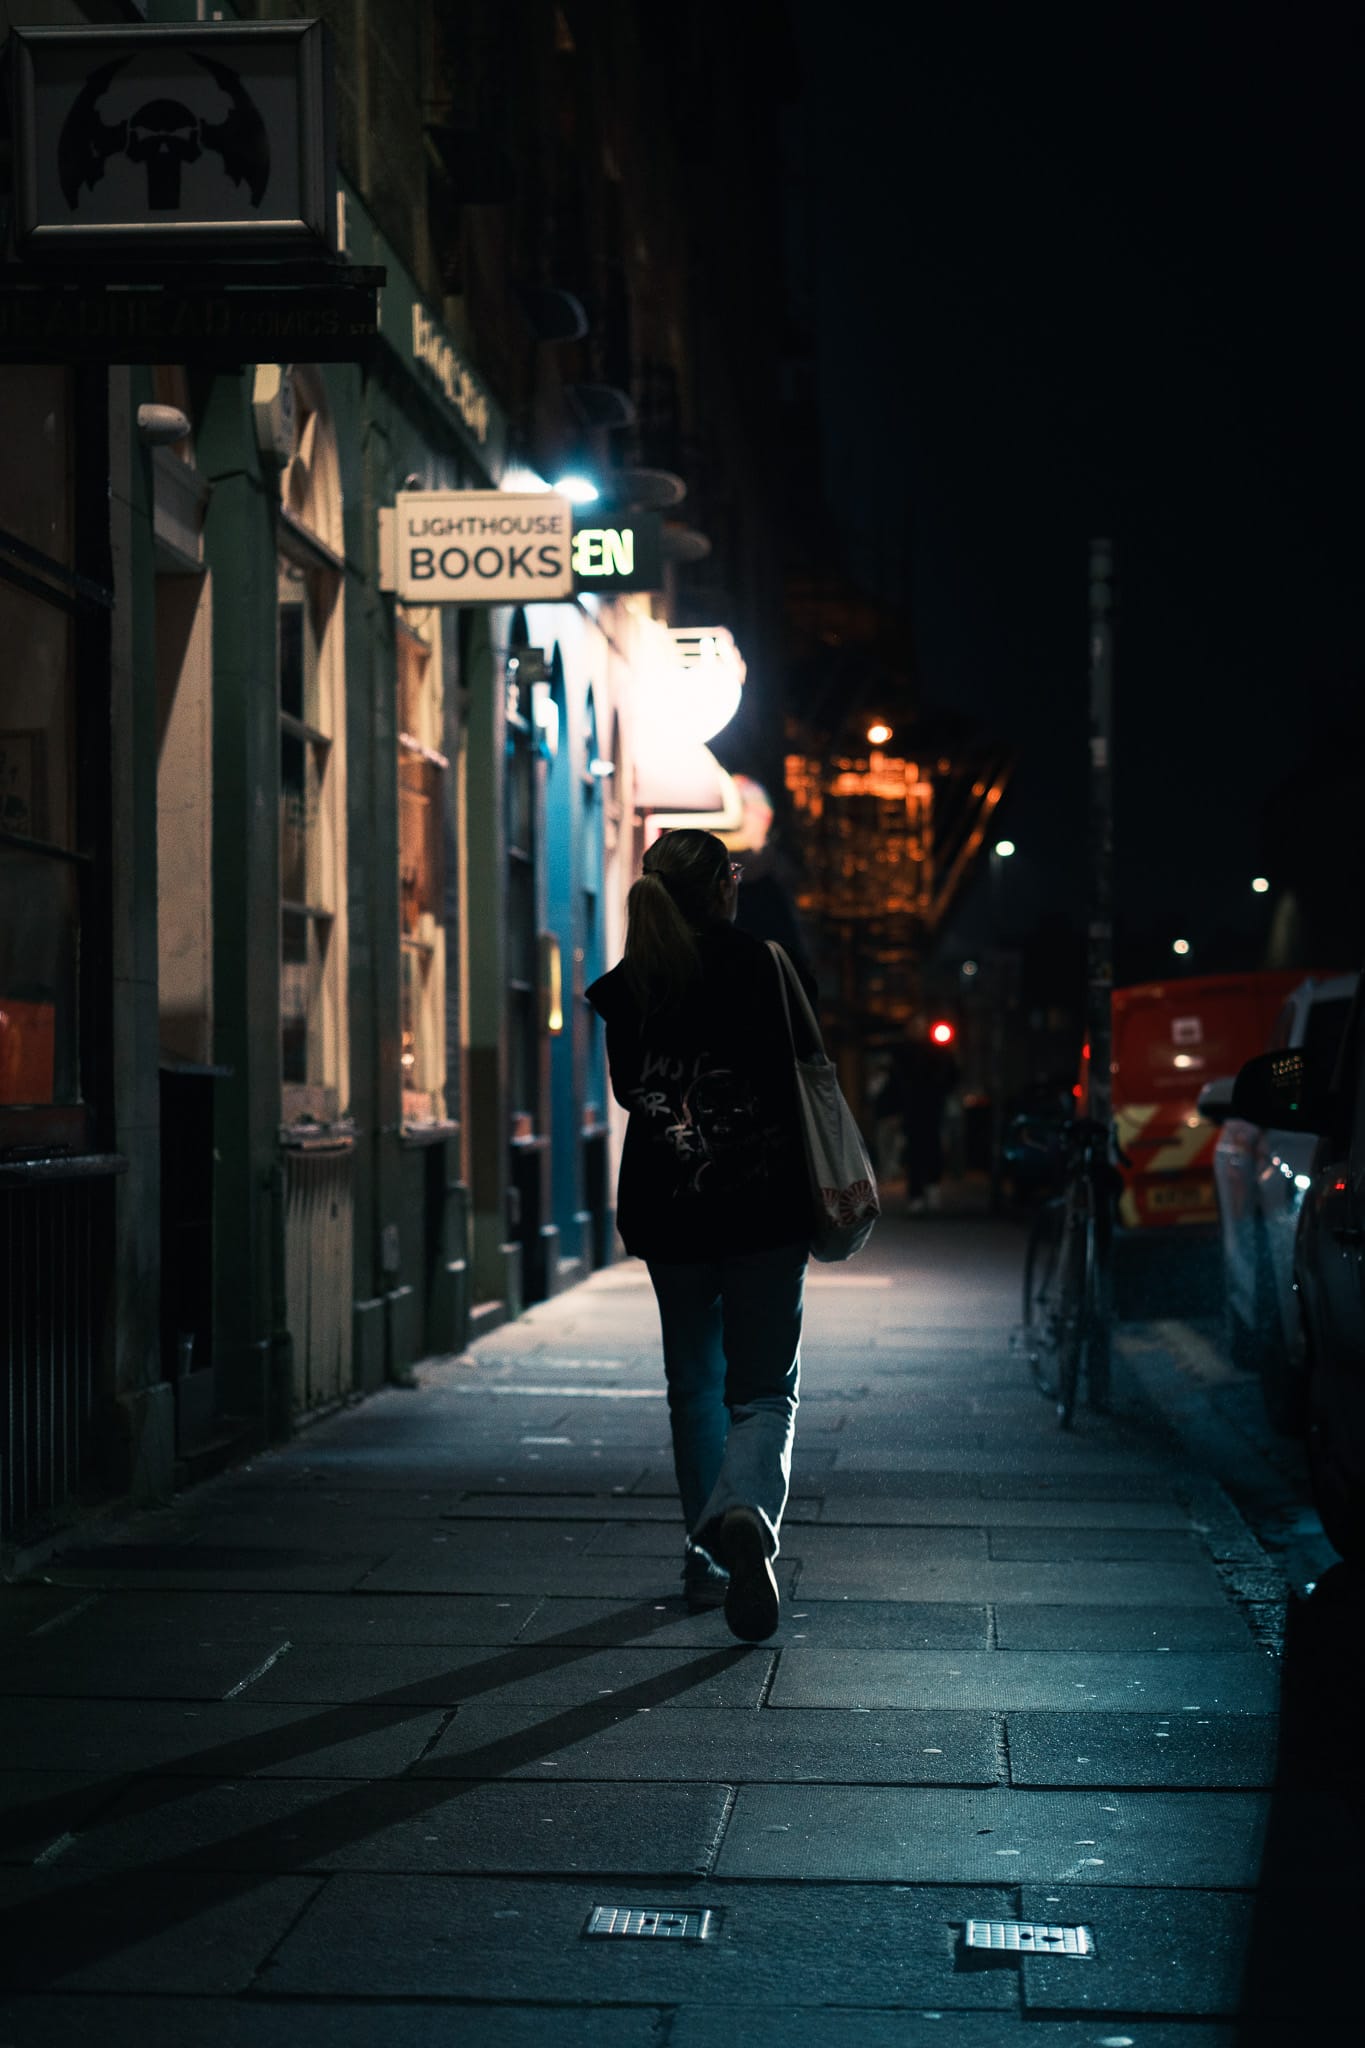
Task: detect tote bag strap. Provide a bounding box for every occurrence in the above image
[766,941,828,1061]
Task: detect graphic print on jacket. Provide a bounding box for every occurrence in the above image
[633,1047,783,1199]
[586,921,816,1261]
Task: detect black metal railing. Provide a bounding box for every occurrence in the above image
[1,1158,119,1545]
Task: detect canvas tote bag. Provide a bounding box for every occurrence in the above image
[768,941,880,1261]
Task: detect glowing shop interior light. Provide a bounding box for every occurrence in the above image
[1251,876,1270,894]
[553,474,600,504]
[866,722,893,746]
[1172,938,1191,956]
[993,839,1016,858]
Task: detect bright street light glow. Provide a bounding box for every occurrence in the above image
[993,839,1016,858]
[1251,876,1270,894]
[866,722,892,746]
[553,474,599,504]
[961,959,979,977]
[1172,938,1191,956]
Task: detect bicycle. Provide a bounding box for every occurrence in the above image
[1020,1115,1121,1428]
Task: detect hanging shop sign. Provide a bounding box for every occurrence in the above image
[380,492,575,604]
[6,19,338,256]
[570,511,663,594]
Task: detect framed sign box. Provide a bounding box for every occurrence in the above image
[7,19,338,258]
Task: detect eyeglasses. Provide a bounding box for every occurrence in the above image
[728,862,744,882]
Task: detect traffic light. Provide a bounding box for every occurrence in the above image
[930,1020,955,1047]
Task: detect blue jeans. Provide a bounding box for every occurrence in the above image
[646,1242,806,1559]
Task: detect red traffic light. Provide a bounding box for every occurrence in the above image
[930,1020,955,1046]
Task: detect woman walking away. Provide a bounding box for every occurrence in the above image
[586,829,815,1643]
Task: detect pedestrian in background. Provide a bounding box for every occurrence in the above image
[883,1015,960,1213]
[586,828,816,1641]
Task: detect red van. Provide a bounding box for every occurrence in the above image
[1084,973,1307,1229]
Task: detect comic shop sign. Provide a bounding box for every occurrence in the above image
[7,20,337,255]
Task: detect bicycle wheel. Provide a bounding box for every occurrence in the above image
[1055,1202,1096,1430]
[1022,1197,1065,1398]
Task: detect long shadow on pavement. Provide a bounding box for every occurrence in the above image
[0,1596,750,1989]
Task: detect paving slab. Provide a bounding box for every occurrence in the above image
[508,1597,991,1650]
[830,1447,1166,1474]
[357,1550,802,1599]
[790,1558,1225,1607]
[43,1543,387,1593]
[242,1642,774,1709]
[714,1785,1268,1885]
[812,1497,1190,1528]
[0,1698,446,1778]
[0,1588,98,1640]
[206,1479,465,1519]
[8,1589,545,1647]
[0,1869,323,1994]
[976,1472,1178,1501]
[994,1605,1255,1652]
[1018,1883,1254,2015]
[987,1528,1203,1562]
[264,1873,1019,2006]
[1006,1712,1279,1787]
[416,1704,1000,1783]
[0,2000,666,2048]
[0,1771,129,1865]
[586,1523,985,1560]
[441,1493,685,1520]
[66,1775,732,1878]
[0,1640,304,1702]
[671,2017,1242,2047]
[253,1455,653,1493]
[768,1649,1277,1712]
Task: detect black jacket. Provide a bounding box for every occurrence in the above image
[586,923,816,1263]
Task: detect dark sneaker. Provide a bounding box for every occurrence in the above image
[717,1506,780,1642]
[682,1542,729,1613]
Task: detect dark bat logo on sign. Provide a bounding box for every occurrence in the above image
[58,52,271,213]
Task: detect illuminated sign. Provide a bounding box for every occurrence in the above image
[571,511,663,593]
[381,491,574,604]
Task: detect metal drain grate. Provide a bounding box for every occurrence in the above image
[965,1919,1095,1957]
[584,1906,717,1941]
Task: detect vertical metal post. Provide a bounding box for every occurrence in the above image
[1087,539,1116,1312]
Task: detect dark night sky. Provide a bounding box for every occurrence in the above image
[785,5,1363,975]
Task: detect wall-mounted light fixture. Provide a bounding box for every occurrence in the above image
[137,403,191,446]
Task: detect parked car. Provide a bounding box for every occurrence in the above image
[1232,985,1365,1561]
[1199,973,1357,1428]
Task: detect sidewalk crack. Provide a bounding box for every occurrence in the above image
[698,1784,738,1874]
[994,1712,1012,1786]
[222,1641,292,1700]
[411,1706,458,1766]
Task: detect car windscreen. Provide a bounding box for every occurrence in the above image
[1302,995,1352,1074]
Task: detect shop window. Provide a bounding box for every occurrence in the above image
[396,610,448,1125]
[276,368,347,1124]
[0,367,81,1119]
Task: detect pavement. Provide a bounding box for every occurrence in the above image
[0,1211,1358,2045]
